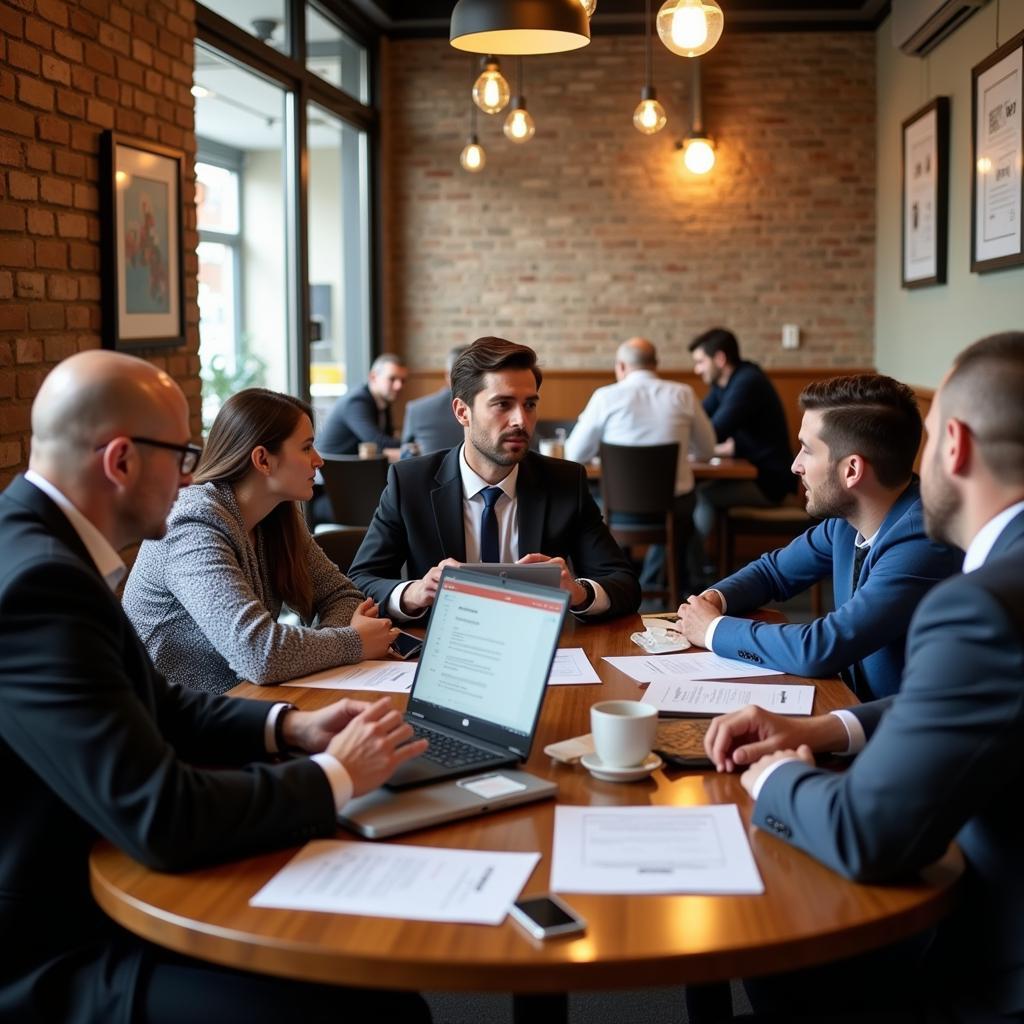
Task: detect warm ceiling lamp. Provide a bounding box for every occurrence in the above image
[503,58,536,143]
[460,61,487,172]
[633,0,666,135]
[656,0,724,58]
[450,0,591,55]
[579,0,597,16]
[676,58,715,173]
[472,56,511,113]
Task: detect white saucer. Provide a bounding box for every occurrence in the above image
[580,751,663,782]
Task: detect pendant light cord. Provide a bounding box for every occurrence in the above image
[469,55,477,134]
[644,0,652,89]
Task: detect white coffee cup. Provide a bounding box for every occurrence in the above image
[358,441,378,459]
[590,700,657,768]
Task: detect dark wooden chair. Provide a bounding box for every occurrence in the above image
[318,454,389,528]
[313,526,369,576]
[599,441,681,607]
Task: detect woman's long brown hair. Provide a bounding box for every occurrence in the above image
[193,388,315,620]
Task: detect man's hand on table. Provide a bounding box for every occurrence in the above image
[517,553,588,607]
[673,591,724,647]
[740,746,815,798]
[704,705,849,773]
[400,558,462,614]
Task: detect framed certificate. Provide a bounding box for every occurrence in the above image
[971,30,1024,273]
[902,97,949,288]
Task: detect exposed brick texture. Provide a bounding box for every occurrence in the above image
[0,0,199,488]
[381,33,876,373]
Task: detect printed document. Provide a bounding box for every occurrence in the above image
[550,805,763,895]
[283,661,416,692]
[250,840,540,925]
[603,651,784,684]
[641,677,814,716]
[548,648,601,685]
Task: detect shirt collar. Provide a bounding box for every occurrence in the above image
[963,500,1024,573]
[24,470,126,591]
[458,444,519,501]
[854,528,878,550]
[620,369,658,385]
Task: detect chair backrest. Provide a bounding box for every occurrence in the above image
[599,442,679,517]
[319,454,389,527]
[313,526,369,575]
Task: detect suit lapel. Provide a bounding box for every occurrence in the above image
[431,448,467,561]
[515,454,546,557]
[988,508,1024,561]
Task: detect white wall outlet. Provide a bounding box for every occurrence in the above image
[782,324,800,350]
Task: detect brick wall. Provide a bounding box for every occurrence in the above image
[381,31,876,373]
[0,0,199,488]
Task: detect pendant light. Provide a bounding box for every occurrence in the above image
[633,0,666,135]
[503,58,536,144]
[450,0,590,55]
[656,0,724,58]
[676,58,715,174]
[472,56,511,114]
[460,64,487,172]
[579,0,597,15]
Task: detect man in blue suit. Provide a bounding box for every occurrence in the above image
[675,374,959,700]
[706,332,1024,1022]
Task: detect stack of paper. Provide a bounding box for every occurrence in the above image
[641,677,815,716]
[603,651,785,684]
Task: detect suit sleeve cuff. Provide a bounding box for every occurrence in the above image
[830,710,866,756]
[387,581,427,623]
[703,614,725,651]
[573,579,610,616]
[751,757,801,800]
[310,753,355,811]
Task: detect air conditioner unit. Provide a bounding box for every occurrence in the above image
[891,0,989,57]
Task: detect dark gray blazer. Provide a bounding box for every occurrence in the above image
[400,387,464,454]
[318,383,399,455]
[348,447,641,620]
[0,476,337,1024]
[754,509,1024,1014]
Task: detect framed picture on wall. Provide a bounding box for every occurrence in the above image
[100,132,186,349]
[901,97,950,288]
[971,30,1024,273]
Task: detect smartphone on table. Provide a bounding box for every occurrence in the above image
[509,894,586,940]
[390,630,423,660]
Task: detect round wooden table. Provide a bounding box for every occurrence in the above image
[90,615,962,1007]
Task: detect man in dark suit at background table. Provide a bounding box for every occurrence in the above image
[0,350,428,1024]
[318,352,407,457]
[349,337,640,622]
[401,344,468,455]
[705,332,1024,1022]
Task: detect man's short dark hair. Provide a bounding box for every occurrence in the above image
[450,337,543,406]
[688,328,740,365]
[799,374,921,488]
[941,331,1024,485]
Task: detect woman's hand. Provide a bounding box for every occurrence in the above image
[351,597,398,659]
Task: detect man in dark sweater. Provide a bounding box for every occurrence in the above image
[319,353,407,457]
[688,327,796,543]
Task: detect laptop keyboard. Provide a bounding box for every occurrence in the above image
[411,723,500,769]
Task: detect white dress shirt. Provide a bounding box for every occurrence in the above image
[24,472,352,810]
[389,444,609,619]
[751,504,1024,799]
[564,370,716,495]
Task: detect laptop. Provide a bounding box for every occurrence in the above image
[458,562,562,588]
[383,566,570,790]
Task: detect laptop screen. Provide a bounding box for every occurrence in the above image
[408,568,569,743]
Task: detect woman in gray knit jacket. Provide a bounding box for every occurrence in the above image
[124,389,397,694]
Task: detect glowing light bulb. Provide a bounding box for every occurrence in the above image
[503,99,535,143]
[977,156,992,174]
[472,58,510,115]
[656,0,724,58]
[633,88,667,135]
[460,135,486,172]
[682,135,715,174]
[579,0,597,16]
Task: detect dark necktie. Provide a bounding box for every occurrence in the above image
[843,543,871,698]
[479,486,503,563]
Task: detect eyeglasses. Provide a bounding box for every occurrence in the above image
[94,437,203,475]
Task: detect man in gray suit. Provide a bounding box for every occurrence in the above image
[400,345,467,455]
[705,332,1024,1022]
